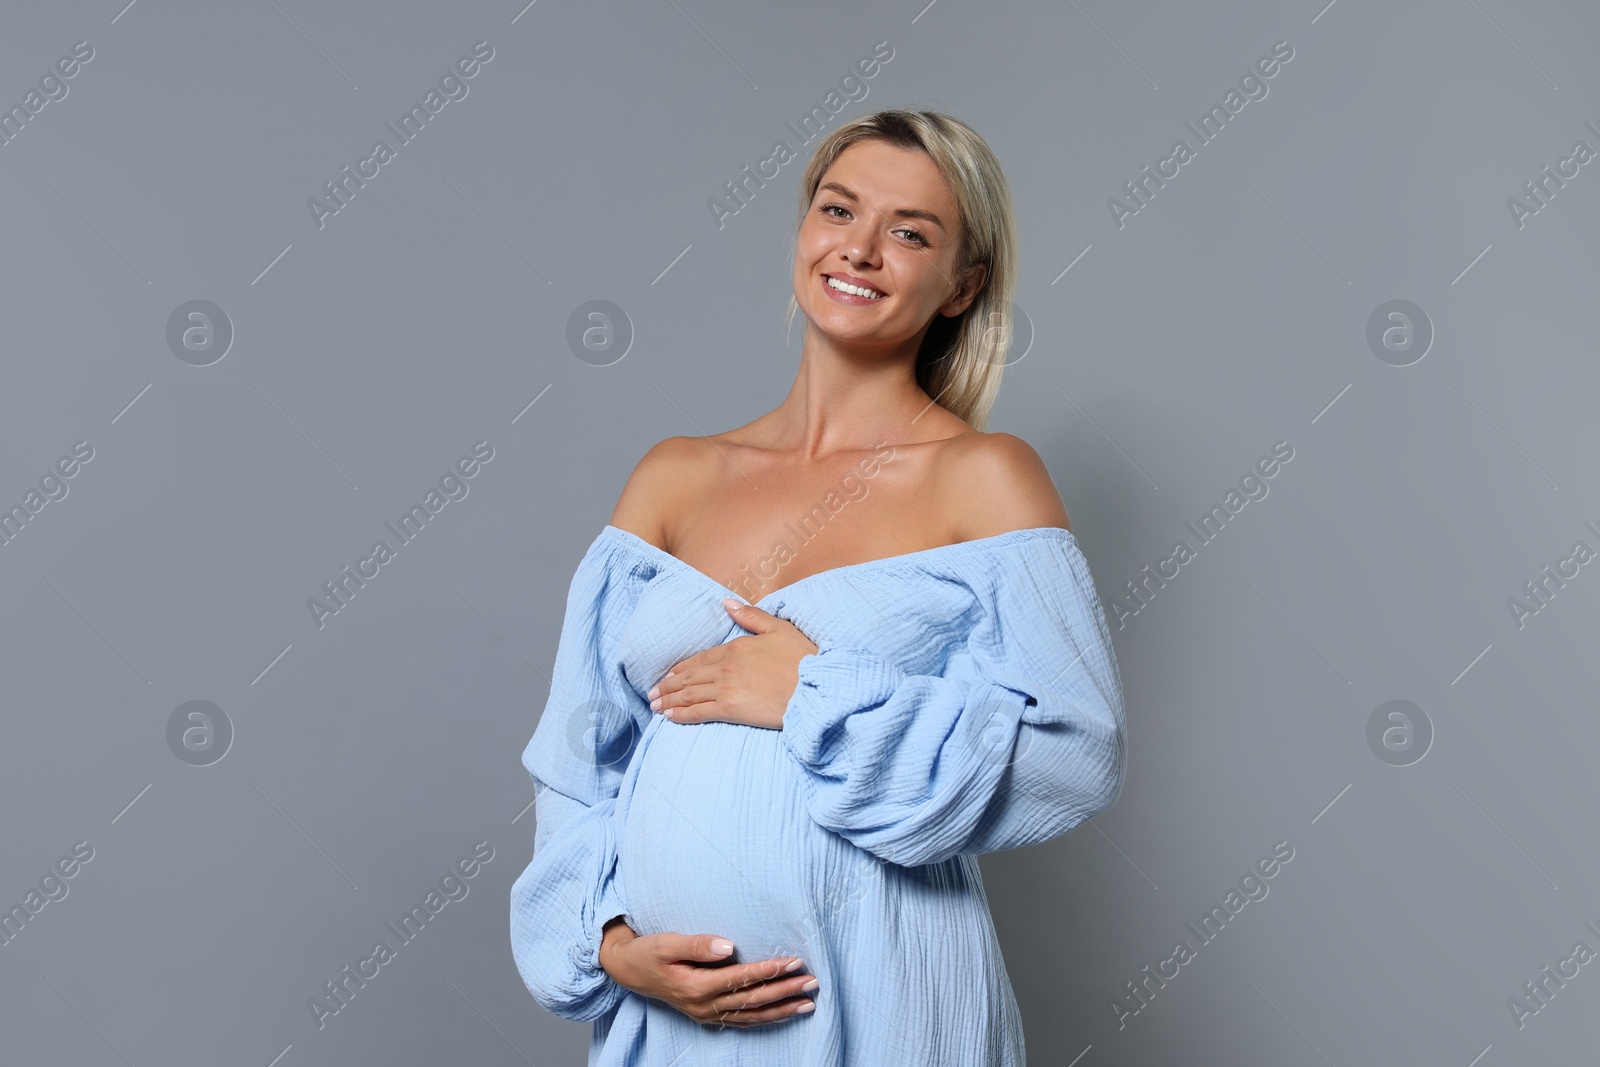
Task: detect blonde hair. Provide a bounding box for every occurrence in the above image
[784,109,1019,432]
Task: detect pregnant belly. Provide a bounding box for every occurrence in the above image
[616,717,868,964]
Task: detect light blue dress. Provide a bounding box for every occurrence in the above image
[510,524,1128,1066]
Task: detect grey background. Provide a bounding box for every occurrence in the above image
[1,0,1596,1064]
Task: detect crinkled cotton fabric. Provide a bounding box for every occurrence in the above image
[510,524,1128,1066]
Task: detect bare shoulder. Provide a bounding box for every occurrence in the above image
[607,436,716,549]
[936,431,1072,539]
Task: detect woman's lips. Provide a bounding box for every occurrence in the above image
[821,274,886,305]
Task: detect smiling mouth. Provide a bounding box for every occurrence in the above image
[824,275,886,300]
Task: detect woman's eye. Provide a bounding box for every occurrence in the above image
[818,206,925,245]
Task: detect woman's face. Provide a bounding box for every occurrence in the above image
[792,139,986,352]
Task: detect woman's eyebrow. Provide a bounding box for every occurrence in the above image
[818,181,946,232]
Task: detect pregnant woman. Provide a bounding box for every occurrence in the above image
[510,110,1129,1065]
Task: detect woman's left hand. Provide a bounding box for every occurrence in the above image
[647,599,819,730]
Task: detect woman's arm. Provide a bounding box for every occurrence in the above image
[515,449,822,1025]
[512,783,632,1019]
[511,535,645,1021]
[779,532,1128,868]
[643,534,1127,869]
[511,445,684,1019]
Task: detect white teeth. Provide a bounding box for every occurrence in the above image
[826,276,884,299]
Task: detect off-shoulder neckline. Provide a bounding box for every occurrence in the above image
[599,523,1078,610]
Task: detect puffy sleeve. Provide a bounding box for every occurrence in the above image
[778,530,1128,868]
[510,533,650,1022]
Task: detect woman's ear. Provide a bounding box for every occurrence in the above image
[942,261,989,317]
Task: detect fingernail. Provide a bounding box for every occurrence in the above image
[709,938,734,956]
[783,958,803,972]
[649,698,661,710]
[723,598,741,611]
[800,978,819,991]
[647,686,659,699]
[796,1000,816,1012]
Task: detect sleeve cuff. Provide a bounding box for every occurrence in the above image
[585,870,626,955]
[781,644,907,770]
[569,848,629,996]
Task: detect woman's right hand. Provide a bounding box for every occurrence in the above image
[598,918,818,1027]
